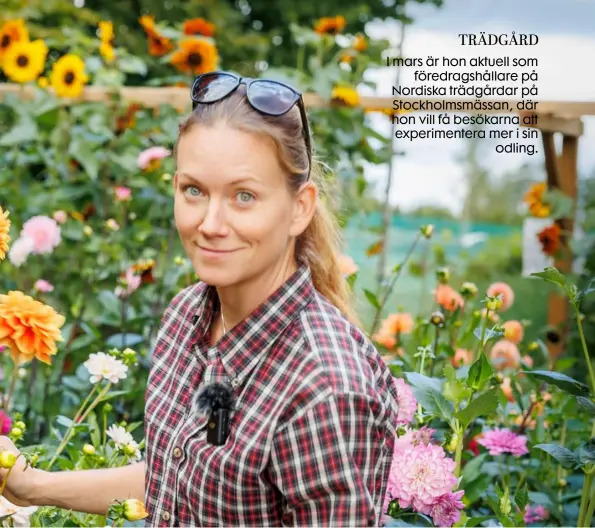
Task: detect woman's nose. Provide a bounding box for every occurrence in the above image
[198,200,228,236]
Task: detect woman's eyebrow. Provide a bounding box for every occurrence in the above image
[179,173,263,186]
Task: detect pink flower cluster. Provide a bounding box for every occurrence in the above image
[384,427,464,527]
[393,377,417,425]
[8,215,62,267]
[524,504,549,524]
[115,267,141,299]
[0,410,12,435]
[477,428,529,457]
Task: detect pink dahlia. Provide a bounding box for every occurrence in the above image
[138,146,171,170]
[115,267,141,299]
[524,504,549,524]
[386,435,457,514]
[477,428,529,456]
[52,210,67,224]
[21,215,62,254]
[34,279,54,293]
[430,490,465,527]
[393,377,417,424]
[0,410,12,435]
[114,186,132,201]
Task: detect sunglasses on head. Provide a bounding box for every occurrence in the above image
[190,71,312,179]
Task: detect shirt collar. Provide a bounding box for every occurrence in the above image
[194,263,314,389]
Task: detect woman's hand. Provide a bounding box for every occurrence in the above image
[0,436,38,507]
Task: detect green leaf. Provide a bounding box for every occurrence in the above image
[460,453,488,487]
[576,396,595,416]
[514,482,529,511]
[473,326,503,345]
[530,267,566,289]
[466,353,494,391]
[69,139,99,180]
[408,384,454,421]
[405,372,443,392]
[363,289,381,310]
[117,55,148,76]
[533,443,580,469]
[465,516,495,527]
[88,412,101,447]
[578,439,595,465]
[443,364,472,404]
[522,370,590,396]
[0,114,38,145]
[455,388,500,429]
[105,333,144,348]
[578,277,595,302]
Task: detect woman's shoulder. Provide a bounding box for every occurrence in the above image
[161,280,209,325]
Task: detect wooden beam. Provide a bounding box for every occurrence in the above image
[520,111,583,137]
[547,134,579,359]
[1,83,595,117]
[541,132,561,188]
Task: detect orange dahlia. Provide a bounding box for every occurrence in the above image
[0,206,10,260]
[170,39,218,75]
[0,291,65,365]
[523,182,551,218]
[183,18,215,37]
[537,223,561,256]
[139,15,173,56]
[314,16,346,35]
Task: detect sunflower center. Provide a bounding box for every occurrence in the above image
[16,54,29,67]
[0,35,10,49]
[64,71,75,85]
[187,52,203,67]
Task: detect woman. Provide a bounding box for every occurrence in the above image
[0,72,399,527]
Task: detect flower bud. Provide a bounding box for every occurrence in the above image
[9,427,23,440]
[0,451,16,469]
[486,297,503,311]
[83,444,96,456]
[105,219,120,231]
[128,212,137,220]
[558,478,567,487]
[122,499,149,521]
[17,368,27,379]
[83,226,93,236]
[430,311,445,327]
[436,267,450,284]
[445,433,458,453]
[161,173,172,182]
[420,224,434,239]
[499,489,511,516]
[104,403,113,413]
[29,453,39,466]
[528,341,539,351]
[174,256,185,266]
[460,282,478,298]
[14,421,26,431]
[98,456,106,465]
[122,443,138,457]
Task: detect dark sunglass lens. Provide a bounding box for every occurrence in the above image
[193,73,238,103]
[249,80,299,115]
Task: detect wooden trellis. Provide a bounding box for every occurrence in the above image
[1,83,594,358]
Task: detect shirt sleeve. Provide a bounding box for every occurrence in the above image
[268,392,393,527]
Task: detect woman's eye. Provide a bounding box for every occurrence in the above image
[237,191,254,203]
[184,185,203,197]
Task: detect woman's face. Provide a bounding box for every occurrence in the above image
[174,123,313,287]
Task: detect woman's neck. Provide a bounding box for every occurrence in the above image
[216,257,298,331]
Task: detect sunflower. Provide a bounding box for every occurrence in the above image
[49,54,89,98]
[314,16,346,35]
[537,223,561,256]
[0,206,10,260]
[139,15,173,56]
[0,290,65,365]
[99,21,114,45]
[2,39,47,83]
[183,18,215,37]
[331,86,359,106]
[100,41,115,63]
[0,19,29,62]
[170,39,218,75]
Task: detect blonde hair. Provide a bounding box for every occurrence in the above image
[175,89,360,327]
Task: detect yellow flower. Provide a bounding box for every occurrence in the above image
[314,16,346,35]
[0,19,29,62]
[2,39,47,84]
[49,54,89,98]
[352,34,367,52]
[122,499,149,521]
[139,15,173,57]
[331,86,359,106]
[98,21,114,44]
[170,38,219,75]
[0,291,65,365]
[38,76,48,88]
[0,206,10,260]
[99,41,115,63]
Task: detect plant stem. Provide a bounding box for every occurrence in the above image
[578,470,594,528]
[574,305,595,396]
[454,425,464,478]
[584,480,595,528]
[474,307,490,361]
[3,364,19,415]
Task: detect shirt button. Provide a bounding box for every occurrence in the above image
[173,447,182,458]
[162,511,171,521]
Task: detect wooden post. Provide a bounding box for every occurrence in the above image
[546,134,579,359]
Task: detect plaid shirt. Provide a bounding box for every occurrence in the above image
[144,264,400,527]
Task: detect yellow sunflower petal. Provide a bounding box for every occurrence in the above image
[49,54,89,98]
[170,38,219,75]
[0,19,29,61]
[1,39,47,84]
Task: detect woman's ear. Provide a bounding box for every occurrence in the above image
[289,182,318,238]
